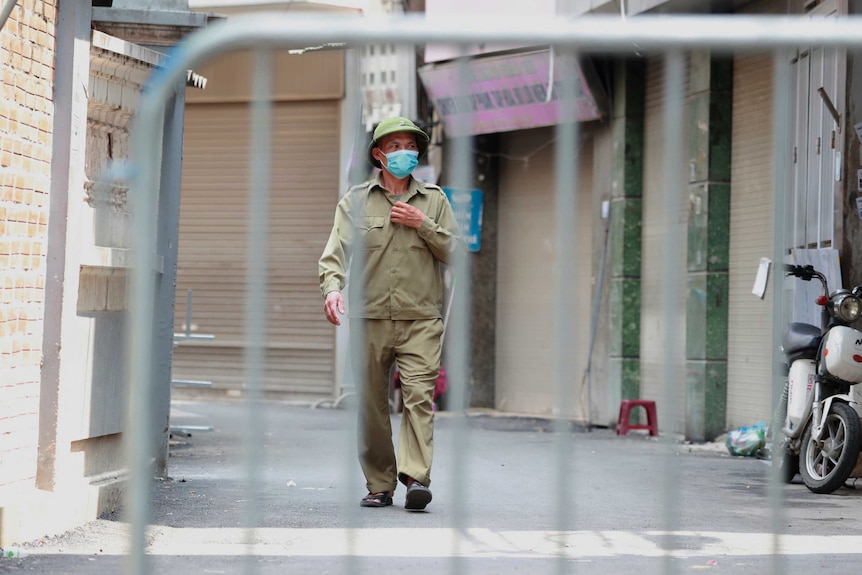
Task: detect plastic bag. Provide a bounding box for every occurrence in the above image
[725,421,768,457]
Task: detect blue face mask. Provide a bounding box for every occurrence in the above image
[382,149,419,179]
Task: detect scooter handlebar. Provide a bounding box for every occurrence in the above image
[784,264,817,281]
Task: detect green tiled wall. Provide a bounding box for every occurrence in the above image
[608,60,645,405]
[609,277,641,358]
[686,272,729,360]
[685,52,732,441]
[686,360,728,441]
[610,198,643,279]
[687,183,731,273]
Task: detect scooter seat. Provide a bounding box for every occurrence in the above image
[782,322,822,362]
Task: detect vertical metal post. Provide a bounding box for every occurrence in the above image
[340,40,368,575]
[126,93,164,575]
[153,88,187,479]
[660,49,686,574]
[242,47,274,575]
[552,47,580,573]
[445,45,474,575]
[769,49,794,575]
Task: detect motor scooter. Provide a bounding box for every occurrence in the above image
[773,264,862,493]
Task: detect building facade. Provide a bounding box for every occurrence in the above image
[412,0,861,440]
[0,0,205,545]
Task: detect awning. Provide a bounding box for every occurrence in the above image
[418,49,607,138]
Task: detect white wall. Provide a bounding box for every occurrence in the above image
[424,0,555,62]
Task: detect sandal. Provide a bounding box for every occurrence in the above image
[404,481,432,511]
[360,491,393,508]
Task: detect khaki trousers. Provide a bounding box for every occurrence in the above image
[350,318,443,494]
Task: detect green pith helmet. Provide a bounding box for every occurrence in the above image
[367,116,430,168]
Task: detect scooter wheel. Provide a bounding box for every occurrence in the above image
[800,402,862,494]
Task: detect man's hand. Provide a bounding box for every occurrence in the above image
[390,201,426,229]
[324,291,345,326]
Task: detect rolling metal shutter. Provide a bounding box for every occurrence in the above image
[640,55,688,434]
[726,0,799,427]
[726,53,774,428]
[172,100,339,398]
[495,126,594,418]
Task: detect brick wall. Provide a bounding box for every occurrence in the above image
[0,0,57,487]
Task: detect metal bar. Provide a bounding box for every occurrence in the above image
[153,89,186,479]
[659,50,686,574]
[552,47,580,574]
[134,13,862,71]
[126,79,163,575]
[172,334,215,342]
[0,0,17,32]
[341,61,368,575]
[170,425,214,434]
[241,47,274,575]
[769,49,794,575]
[444,48,474,574]
[170,380,213,387]
[552,48,581,423]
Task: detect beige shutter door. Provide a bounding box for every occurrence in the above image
[726,53,775,428]
[495,126,594,419]
[172,100,339,398]
[640,55,688,434]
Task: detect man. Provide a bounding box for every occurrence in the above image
[319,117,461,511]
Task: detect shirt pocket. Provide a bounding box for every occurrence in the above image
[407,197,436,251]
[354,216,386,250]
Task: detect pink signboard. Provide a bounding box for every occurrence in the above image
[418,50,606,138]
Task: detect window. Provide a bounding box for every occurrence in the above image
[391,70,396,83]
[370,45,375,56]
[369,73,375,85]
[381,71,387,83]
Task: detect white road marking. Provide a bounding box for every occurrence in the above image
[101,528,862,558]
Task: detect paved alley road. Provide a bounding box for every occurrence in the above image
[6,399,862,574]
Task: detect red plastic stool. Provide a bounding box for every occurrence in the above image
[616,399,658,436]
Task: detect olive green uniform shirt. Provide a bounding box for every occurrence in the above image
[319,174,461,319]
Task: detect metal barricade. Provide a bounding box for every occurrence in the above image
[125,12,862,575]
